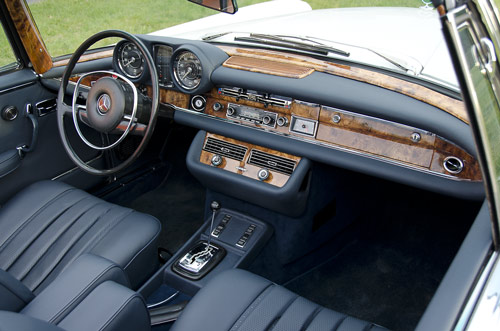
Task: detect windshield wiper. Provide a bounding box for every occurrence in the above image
[234,33,350,57]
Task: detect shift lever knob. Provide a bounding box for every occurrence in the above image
[210,201,221,212]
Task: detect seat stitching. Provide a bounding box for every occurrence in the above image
[229,283,274,331]
[266,294,299,331]
[0,188,74,253]
[30,205,116,292]
[32,207,134,292]
[17,199,107,282]
[48,264,122,324]
[96,293,145,331]
[3,195,91,272]
[300,306,322,331]
[122,214,161,270]
[332,315,348,331]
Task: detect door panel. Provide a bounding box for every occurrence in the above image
[0,68,103,204]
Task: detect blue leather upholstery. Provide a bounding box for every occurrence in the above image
[21,254,129,324]
[0,269,34,312]
[172,269,388,331]
[0,180,161,294]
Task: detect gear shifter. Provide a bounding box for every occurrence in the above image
[172,201,226,280]
[206,200,220,249]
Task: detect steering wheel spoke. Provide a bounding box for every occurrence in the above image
[56,30,159,175]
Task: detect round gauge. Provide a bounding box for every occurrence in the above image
[117,42,145,79]
[173,51,202,90]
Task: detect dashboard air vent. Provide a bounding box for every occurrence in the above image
[248,149,297,175]
[203,137,248,161]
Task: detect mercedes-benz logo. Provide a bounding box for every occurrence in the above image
[97,94,111,114]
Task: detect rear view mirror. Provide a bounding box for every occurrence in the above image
[188,0,238,14]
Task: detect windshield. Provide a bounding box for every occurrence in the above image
[25,0,499,89]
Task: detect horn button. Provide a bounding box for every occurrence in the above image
[86,77,133,133]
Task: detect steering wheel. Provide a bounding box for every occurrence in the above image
[57,30,159,176]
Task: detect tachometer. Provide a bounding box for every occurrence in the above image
[173,51,202,90]
[117,42,145,79]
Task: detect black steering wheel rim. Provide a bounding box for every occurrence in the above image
[57,30,159,176]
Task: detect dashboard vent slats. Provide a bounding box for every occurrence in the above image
[248,149,297,175]
[203,137,247,161]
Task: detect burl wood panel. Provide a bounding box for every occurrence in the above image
[317,107,435,168]
[145,87,190,109]
[53,49,114,67]
[203,89,319,137]
[430,138,482,181]
[5,0,52,74]
[69,73,113,87]
[224,56,314,78]
[318,106,481,181]
[218,46,469,124]
[200,133,301,187]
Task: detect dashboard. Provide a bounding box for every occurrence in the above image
[73,35,485,200]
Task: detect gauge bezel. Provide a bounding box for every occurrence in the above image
[172,50,203,91]
[170,46,213,94]
[114,40,146,80]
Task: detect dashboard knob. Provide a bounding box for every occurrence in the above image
[262,115,274,126]
[277,116,288,127]
[211,155,223,167]
[191,95,206,112]
[227,106,236,116]
[257,168,270,181]
[213,102,223,112]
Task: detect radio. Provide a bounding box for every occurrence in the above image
[226,103,278,128]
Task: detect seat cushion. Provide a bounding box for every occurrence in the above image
[0,180,161,293]
[171,269,388,331]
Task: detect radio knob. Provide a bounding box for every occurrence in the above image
[277,116,288,127]
[257,168,269,181]
[213,102,223,112]
[211,155,223,167]
[227,106,236,116]
[262,115,274,126]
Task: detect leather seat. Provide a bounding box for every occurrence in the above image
[0,180,161,295]
[172,269,388,331]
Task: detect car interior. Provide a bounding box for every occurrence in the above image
[0,1,495,331]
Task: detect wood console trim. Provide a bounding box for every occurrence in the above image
[224,56,314,78]
[202,88,481,182]
[5,0,53,74]
[217,45,469,124]
[200,133,301,188]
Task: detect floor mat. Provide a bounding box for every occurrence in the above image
[125,165,205,254]
[282,185,480,331]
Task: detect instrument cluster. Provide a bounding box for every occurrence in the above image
[113,40,209,94]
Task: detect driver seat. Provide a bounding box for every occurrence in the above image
[0,180,161,297]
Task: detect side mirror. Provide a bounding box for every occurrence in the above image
[188,0,238,14]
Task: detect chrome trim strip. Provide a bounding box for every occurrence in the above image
[0,81,36,95]
[454,251,498,330]
[172,105,476,182]
[51,154,104,180]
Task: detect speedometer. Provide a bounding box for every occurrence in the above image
[173,51,202,90]
[117,42,145,79]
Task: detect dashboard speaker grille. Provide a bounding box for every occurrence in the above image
[248,149,297,175]
[203,137,248,161]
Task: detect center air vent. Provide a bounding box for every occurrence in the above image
[203,137,248,161]
[248,149,297,175]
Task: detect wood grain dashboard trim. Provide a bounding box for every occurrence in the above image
[199,88,481,182]
[200,133,301,188]
[5,0,53,74]
[217,45,469,124]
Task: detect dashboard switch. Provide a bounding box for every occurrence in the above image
[191,95,206,112]
[213,102,223,112]
[211,155,223,166]
[257,168,270,181]
[227,106,236,116]
[277,116,289,127]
